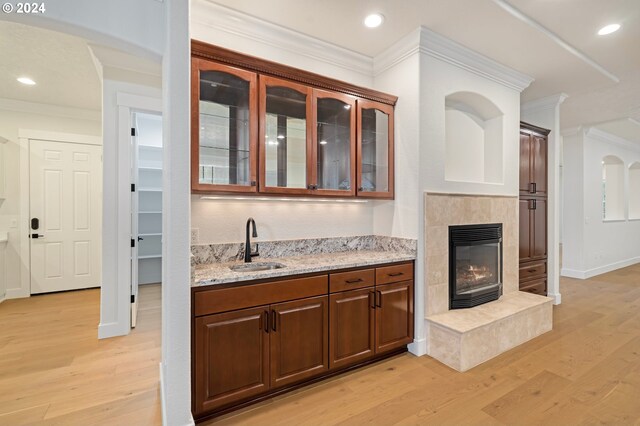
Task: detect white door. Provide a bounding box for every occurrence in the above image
[29,139,102,294]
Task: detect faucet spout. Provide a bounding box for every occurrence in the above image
[244,218,259,263]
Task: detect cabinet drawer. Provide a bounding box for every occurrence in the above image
[330,269,374,293]
[376,263,413,285]
[519,261,547,281]
[194,275,328,317]
[520,278,547,296]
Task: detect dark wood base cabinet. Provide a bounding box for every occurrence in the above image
[192,261,414,422]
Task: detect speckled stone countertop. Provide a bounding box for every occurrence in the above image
[192,250,415,287]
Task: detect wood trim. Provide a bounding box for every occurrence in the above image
[520,121,551,136]
[258,75,314,195]
[356,100,395,199]
[191,58,259,193]
[192,40,397,106]
[311,89,357,197]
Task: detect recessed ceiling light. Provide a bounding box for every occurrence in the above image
[364,13,384,28]
[598,24,621,36]
[17,77,36,85]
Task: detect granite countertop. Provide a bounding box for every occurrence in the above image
[193,250,415,287]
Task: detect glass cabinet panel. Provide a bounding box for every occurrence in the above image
[262,79,310,191]
[358,101,393,197]
[315,95,354,193]
[199,71,251,185]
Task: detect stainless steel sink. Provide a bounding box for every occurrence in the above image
[230,262,286,272]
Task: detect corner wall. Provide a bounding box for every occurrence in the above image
[562,128,640,278]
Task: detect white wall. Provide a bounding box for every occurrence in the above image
[0,102,101,298]
[562,128,640,278]
[420,54,521,197]
[630,163,640,219]
[445,109,485,183]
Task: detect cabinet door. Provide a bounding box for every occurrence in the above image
[519,132,531,195]
[531,135,548,196]
[357,100,394,199]
[270,296,329,388]
[375,281,413,354]
[532,198,547,259]
[312,89,356,196]
[519,199,533,262]
[193,306,269,415]
[330,288,375,369]
[191,58,258,193]
[259,76,313,195]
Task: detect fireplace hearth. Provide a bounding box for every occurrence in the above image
[449,223,502,309]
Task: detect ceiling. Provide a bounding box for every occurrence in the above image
[0,20,101,111]
[208,0,640,136]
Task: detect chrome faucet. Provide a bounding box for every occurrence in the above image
[244,217,259,263]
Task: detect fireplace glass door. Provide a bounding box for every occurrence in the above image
[449,224,503,309]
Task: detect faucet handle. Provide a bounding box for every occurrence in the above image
[251,243,260,257]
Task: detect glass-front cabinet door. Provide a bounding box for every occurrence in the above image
[259,76,313,194]
[357,100,394,199]
[191,59,258,193]
[312,90,356,196]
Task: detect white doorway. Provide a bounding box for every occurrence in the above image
[29,138,102,294]
[130,111,163,327]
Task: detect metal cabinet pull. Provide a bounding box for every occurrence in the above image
[369,291,375,309]
[263,310,269,333]
[388,272,403,277]
[271,310,277,332]
[345,278,363,284]
[376,291,382,308]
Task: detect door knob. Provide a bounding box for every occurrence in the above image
[31,234,45,239]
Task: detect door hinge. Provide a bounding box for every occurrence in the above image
[131,294,135,303]
[131,127,137,137]
[131,183,136,192]
[131,239,135,248]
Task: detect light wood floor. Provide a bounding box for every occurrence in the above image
[2,265,640,425]
[0,284,162,425]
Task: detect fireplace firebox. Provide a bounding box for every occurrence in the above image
[449,223,502,309]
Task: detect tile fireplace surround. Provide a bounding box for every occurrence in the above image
[424,192,553,371]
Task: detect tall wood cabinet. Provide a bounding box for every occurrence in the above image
[519,122,550,296]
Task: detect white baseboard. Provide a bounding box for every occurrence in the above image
[160,362,168,426]
[562,257,640,280]
[5,287,30,299]
[408,338,427,356]
[98,321,129,339]
[548,292,562,305]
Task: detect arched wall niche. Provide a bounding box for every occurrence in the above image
[444,91,504,184]
[602,155,625,220]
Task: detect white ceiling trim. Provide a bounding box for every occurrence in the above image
[375,26,534,92]
[585,127,640,152]
[521,93,569,113]
[492,0,620,84]
[0,98,101,121]
[193,0,373,78]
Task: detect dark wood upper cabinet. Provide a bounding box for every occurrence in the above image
[357,100,395,199]
[269,296,329,388]
[330,288,376,369]
[191,58,258,194]
[193,306,269,415]
[375,280,413,353]
[519,122,550,197]
[191,40,397,199]
[312,89,357,196]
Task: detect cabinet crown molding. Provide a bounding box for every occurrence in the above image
[374,26,534,93]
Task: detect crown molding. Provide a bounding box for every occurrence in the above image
[585,127,640,152]
[0,98,101,121]
[561,126,583,137]
[374,26,534,92]
[521,93,569,113]
[192,0,373,79]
